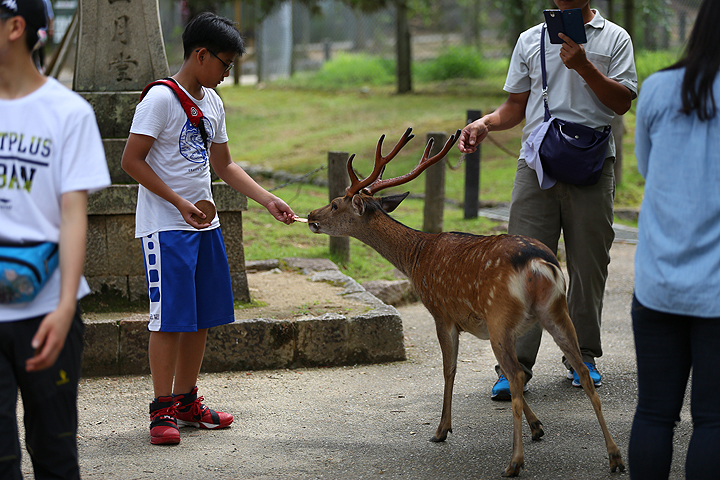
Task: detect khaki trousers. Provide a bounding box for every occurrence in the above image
[503,158,615,382]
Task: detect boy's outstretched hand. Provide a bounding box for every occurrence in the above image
[266,196,297,225]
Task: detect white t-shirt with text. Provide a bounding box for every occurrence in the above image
[0,78,111,321]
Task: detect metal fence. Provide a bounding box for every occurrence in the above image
[48,0,703,82]
[246,0,701,82]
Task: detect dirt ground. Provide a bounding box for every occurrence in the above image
[81,268,372,324]
[241,269,371,320]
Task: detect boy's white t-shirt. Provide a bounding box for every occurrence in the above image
[129,82,229,237]
[0,78,111,322]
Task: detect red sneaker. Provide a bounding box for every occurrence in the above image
[149,396,180,445]
[174,387,233,429]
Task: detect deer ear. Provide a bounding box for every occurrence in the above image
[380,192,410,213]
[351,195,366,216]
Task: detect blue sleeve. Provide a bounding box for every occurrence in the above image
[634,75,657,179]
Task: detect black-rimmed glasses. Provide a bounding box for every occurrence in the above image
[208,50,234,73]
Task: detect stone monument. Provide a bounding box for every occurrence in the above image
[74,0,251,307]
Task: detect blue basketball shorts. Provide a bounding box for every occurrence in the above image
[141,228,235,332]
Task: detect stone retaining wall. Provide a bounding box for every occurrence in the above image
[81,269,406,376]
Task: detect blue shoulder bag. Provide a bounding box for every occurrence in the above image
[0,242,59,304]
[537,25,611,187]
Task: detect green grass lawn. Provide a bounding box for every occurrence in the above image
[222,82,644,283]
[219,45,681,283]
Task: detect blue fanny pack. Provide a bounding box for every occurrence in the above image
[0,242,59,304]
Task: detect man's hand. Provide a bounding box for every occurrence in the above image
[558,33,590,72]
[458,119,490,154]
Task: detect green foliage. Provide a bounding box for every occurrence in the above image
[308,52,396,88]
[492,0,546,48]
[415,46,487,82]
[634,48,681,86]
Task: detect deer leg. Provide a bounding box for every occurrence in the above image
[491,335,528,478]
[522,399,544,441]
[539,307,626,473]
[430,322,459,443]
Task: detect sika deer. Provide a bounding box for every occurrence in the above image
[307,128,625,477]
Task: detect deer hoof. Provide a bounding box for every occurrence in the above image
[429,428,451,443]
[609,452,626,473]
[530,420,544,441]
[501,461,524,477]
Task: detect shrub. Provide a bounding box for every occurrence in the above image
[310,52,396,88]
[416,46,487,82]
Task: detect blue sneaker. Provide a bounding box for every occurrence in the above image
[568,362,602,387]
[491,374,529,401]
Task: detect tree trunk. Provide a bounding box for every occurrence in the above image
[623,0,635,39]
[396,0,412,94]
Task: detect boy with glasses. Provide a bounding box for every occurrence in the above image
[122,12,297,445]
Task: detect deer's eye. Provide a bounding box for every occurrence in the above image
[331,202,338,211]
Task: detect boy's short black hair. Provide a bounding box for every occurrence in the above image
[182,12,245,59]
[1,0,48,52]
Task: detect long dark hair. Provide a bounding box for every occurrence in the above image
[665,0,720,121]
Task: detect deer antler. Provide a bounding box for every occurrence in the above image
[364,129,461,196]
[346,128,415,196]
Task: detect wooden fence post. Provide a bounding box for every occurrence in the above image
[423,132,447,233]
[464,109,482,219]
[328,151,350,263]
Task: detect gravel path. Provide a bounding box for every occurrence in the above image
[18,242,691,479]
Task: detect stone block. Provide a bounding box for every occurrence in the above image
[362,280,418,306]
[347,309,406,364]
[284,257,339,274]
[219,211,245,268]
[118,317,150,375]
[103,139,135,184]
[230,272,250,304]
[79,92,141,138]
[105,215,143,276]
[218,210,250,303]
[81,320,119,377]
[88,184,138,215]
[85,216,108,276]
[203,319,295,372]
[74,0,169,92]
[128,275,148,303]
[295,314,348,366]
[245,259,280,272]
[212,182,248,212]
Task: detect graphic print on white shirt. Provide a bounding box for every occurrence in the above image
[179,117,214,165]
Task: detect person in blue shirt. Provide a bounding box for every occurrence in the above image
[629,0,720,478]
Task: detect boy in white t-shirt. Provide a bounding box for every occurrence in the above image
[0,0,111,476]
[122,12,297,445]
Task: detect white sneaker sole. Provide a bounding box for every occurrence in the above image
[177,419,232,429]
